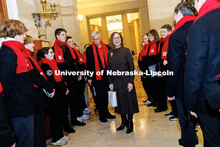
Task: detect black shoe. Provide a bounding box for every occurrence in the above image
[126,114,133,134]
[154,108,167,113]
[99,117,108,122]
[64,126,76,133]
[117,115,127,131]
[72,120,86,126]
[147,103,154,107]
[106,113,116,119]
[169,115,177,121]
[164,111,174,117]
[178,138,198,146]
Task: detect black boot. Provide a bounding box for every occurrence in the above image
[116,115,127,131]
[126,114,133,134]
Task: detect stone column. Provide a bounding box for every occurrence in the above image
[121,14,132,50]
[138,6,150,37]
[134,20,141,55]
[80,15,92,51]
[59,0,82,51]
[101,17,109,44]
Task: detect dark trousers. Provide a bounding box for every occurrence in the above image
[69,83,87,123]
[176,99,196,147]
[197,110,220,146]
[142,77,157,102]
[155,77,167,110]
[10,115,34,147]
[170,100,178,116]
[34,112,46,147]
[93,78,109,118]
[50,113,64,142]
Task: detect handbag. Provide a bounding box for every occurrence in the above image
[108,91,117,107]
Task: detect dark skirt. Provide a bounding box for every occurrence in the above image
[113,77,139,115]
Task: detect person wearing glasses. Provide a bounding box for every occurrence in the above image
[107,32,139,134]
[86,31,116,122]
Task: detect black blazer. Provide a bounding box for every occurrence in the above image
[167,21,193,100]
[184,9,220,112]
[86,44,111,81]
[0,46,47,118]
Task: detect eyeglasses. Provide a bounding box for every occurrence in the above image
[113,37,121,40]
[93,37,100,41]
[190,0,195,7]
[48,51,54,54]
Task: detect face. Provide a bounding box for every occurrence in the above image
[45,49,54,61]
[195,0,205,12]
[148,33,154,42]
[25,42,35,52]
[142,35,148,44]
[14,33,26,44]
[174,11,183,23]
[84,45,89,51]
[93,35,101,46]
[112,33,121,48]
[161,28,171,38]
[66,38,74,48]
[56,31,66,42]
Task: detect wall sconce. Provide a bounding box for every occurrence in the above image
[32,0,58,39]
[78,14,83,23]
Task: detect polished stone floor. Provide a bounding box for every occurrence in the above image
[53,75,204,147]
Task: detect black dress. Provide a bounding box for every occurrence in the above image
[107,47,139,115]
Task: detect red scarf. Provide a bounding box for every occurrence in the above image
[195,0,220,22]
[2,41,33,74]
[25,49,47,80]
[53,39,77,63]
[71,47,85,65]
[82,51,87,66]
[138,44,148,61]
[138,41,157,62]
[172,16,196,34]
[41,58,62,82]
[158,34,171,60]
[92,41,108,80]
[0,82,3,94]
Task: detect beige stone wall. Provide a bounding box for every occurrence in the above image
[15,0,82,50]
[147,0,181,34]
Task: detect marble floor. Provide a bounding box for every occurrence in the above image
[50,75,204,147]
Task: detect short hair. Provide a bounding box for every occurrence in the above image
[84,44,90,50]
[109,32,124,49]
[148,29,160,42]
[161,24,172,32]
[0,19,28,38]
[24,35,33,45]
[174,2,196,16]
[55,28,67,38]
[37,47,51,61]
[66,36,72,42]
[91,31,100,38]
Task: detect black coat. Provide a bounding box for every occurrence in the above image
[184,9,220,112]
[28,58,53,113]
[107,47,139,114]
[0,46,51,118]
[167,21,193,100]
[86,44,111,81]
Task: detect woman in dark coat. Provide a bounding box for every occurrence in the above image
[107,32,139,134]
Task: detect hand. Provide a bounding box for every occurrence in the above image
[190,111,198,118]
[78,76,82,81]
[109,84,114,91]
[50,89,55,98]
[88,79,92,86]
[168,96,175,101]
[219,109,220,112]
[127,83,133,92]
[163,60,168,66]
[11,143,16,147]
[65,89,69,95]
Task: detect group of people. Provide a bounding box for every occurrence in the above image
[139,0,220,146]
[0,0,220,147]
[0,18,139,147]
